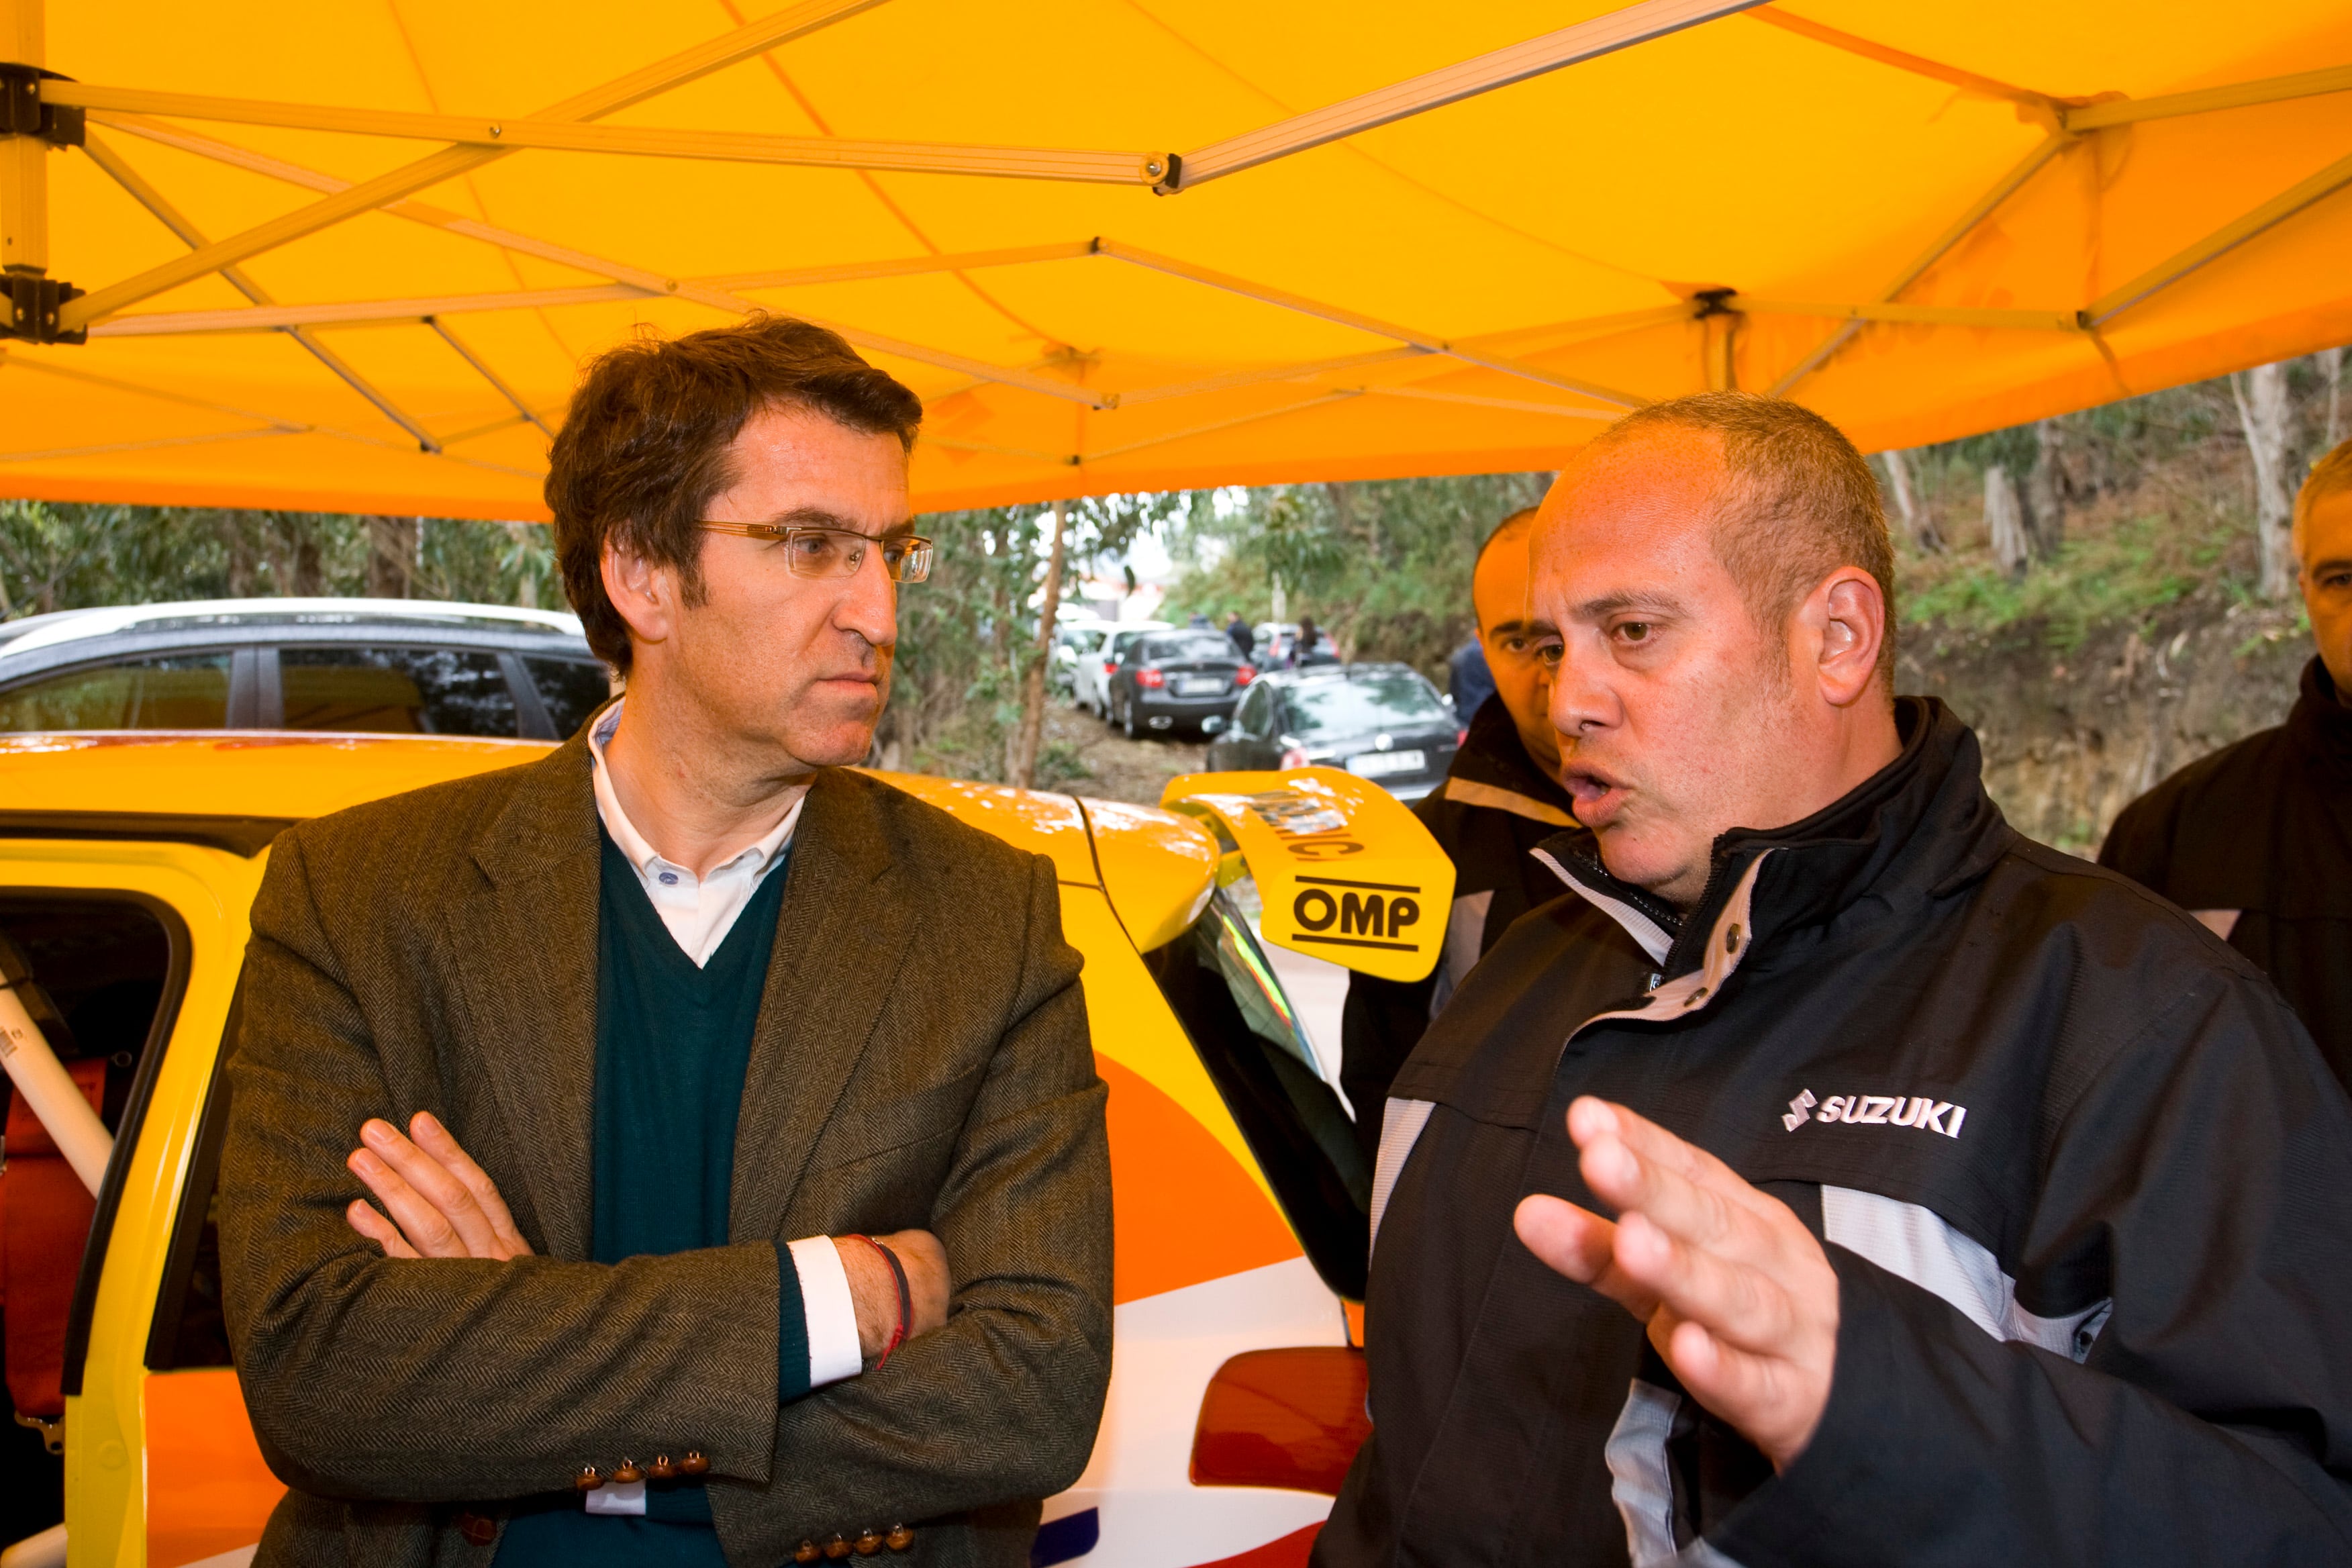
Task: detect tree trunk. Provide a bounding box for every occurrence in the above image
[2231,364,2296,599]
[366,515,418,598]
[2321,347,2345,451]
[1985,464,2030,580]
[290,523,325,596]
[2025,419,2067,562]
[222,511,258,597]
[1006,499,1069,789]
[1877,448,1942,553]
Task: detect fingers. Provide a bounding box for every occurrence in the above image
[1513,1195,1660,1321]
[350,1118,497,1259]
[344,1197,421,1259]
[1569,1097,1783,1224]
[1612,1210,1798,1357]
[407,1112,532,1258]
[1652,1314,1826,1472]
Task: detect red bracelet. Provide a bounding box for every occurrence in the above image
[846,1234,909,1368]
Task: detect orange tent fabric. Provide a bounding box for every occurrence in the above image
[1,0,2347,518]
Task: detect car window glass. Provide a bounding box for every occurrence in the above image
[1284,675,1449,736]
[1144,634,1237,662]
[523,656,612,740]
[281,646,518,736]
[0,653,230,732]
[1141,889,1369,1297]
[1235,685,1271,736]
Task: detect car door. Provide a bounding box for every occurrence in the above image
[0,824,264,1566]
[1212,683,1271,769]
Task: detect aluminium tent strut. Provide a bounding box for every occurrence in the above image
[53,0,892,333]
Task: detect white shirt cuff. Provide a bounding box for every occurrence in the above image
[789,1235,865,1389]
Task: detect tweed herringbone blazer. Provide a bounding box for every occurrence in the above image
[218,733,1113,1568]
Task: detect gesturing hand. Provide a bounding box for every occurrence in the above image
[1514,1096,1839,1471]
[345,1112,534,1261]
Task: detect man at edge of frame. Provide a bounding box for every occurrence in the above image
[1315,392,2352,1567]
[218,315,1112,1568]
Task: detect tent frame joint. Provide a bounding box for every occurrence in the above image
[1,269,80,342]
[0,64,77,146]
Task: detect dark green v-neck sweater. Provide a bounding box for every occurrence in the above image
[496,832,805,1565]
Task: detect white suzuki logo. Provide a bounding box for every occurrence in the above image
[1785,1089,1968,1139]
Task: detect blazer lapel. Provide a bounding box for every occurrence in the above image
[450,736,602,1262]
[731,769,918,1242]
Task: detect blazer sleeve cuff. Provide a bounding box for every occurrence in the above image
[783,1236,863,1395]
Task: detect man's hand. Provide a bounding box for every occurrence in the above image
[837,1231,950,1361]
[346,1112,534,1260]
[1514,1096,1839,1471]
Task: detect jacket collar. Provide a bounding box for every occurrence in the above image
[1536,697,2013,982]
[2286,655,2352,769]
[1444,693,1579,827]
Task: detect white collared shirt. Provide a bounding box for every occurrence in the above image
[585,699,863,1427]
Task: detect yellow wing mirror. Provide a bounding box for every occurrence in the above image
[1159,768,1457,983]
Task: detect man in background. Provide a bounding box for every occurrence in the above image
[1226,611,1257,663]
[1338,506,1577,1162]
[2101,437,2352,1087]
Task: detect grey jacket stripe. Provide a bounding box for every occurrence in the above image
[1369,1097,1436,1257]
[1822,1186,2110,1361]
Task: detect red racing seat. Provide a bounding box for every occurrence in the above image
[2,1055,107,1434]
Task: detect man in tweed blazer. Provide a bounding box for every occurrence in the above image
[219,317,1113,1567]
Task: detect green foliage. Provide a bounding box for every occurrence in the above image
[1163,473,1551,681]
[0,501,558,617]
[883,493,1179,780]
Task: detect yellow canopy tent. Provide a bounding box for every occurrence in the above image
[0,0,2346,518]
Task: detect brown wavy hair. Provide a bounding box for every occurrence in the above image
[545,315,922,675]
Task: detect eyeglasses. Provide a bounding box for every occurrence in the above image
[697,521,934,583]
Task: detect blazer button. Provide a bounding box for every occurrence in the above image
[824,1534,852,1560]
[573,1466,603,1493]
[456,1512,497,1547]
[680,1450,712,1477]
[885,1524,914,1553]
[648,1455,677,1480]
[794,1542,821,1565]
[612,1459,644,1484]
[854,1530,883,1555]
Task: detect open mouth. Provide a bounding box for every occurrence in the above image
[1559,765,1626,821]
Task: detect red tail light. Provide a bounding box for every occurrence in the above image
[1191,1348,1370,1496]
[1234,665,1255,685]
[1457,728,1468,745]
[1279,747,1308,769]
[1102,658,1117,673]
[1136,669,1166,688]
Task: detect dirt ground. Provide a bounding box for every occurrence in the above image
[1043,699,1210,806]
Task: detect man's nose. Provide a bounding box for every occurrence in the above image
[836,546,898,648]
[1548,641,1612,736]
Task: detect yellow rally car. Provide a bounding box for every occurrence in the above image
[0,732,1453,1568]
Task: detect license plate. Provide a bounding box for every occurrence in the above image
[1348,749,1425,777]
[1174,677,1225,695]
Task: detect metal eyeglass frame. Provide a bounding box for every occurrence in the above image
[696,521,934,583]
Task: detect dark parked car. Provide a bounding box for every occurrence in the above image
[1106,629,1257,739]
[1205,663,1461,802]
[0,597,613,740]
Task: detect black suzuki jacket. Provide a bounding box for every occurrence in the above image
[2100,654,2352,1091]
[1340,694,1577,1163]
[1316,698,2352,1567]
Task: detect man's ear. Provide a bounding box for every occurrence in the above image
[601,540,676,650]
[1803,568,1885,709]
